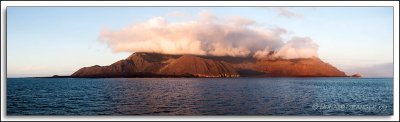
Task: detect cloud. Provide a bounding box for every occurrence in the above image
[273,37,319,59]
[272,7,304,19]
[99,11,317,59]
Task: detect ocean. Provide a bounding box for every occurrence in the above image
[6,77,393,115]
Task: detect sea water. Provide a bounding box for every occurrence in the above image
[6,77,393,115]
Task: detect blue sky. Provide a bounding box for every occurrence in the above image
[7,7,393,77]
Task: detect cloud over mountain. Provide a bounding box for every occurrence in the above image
[99,11,318,59]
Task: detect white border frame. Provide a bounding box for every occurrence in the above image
[1,1,398,121]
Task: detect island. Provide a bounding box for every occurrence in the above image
[48,52,349,78]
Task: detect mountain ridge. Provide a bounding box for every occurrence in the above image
[70,52,347,78]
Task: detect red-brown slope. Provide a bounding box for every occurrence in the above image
[71,52,347,77]
[159,55,239,77]
[71,52,177,77]
[253,58,347,77]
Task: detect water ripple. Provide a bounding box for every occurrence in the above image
[7,77,393,115]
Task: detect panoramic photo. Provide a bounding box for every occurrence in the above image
[6,7,393,115]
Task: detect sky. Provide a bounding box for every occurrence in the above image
[7,7,394,77]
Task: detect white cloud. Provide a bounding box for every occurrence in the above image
[99,11,317,59]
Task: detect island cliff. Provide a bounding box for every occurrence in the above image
[70,52,347,78]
